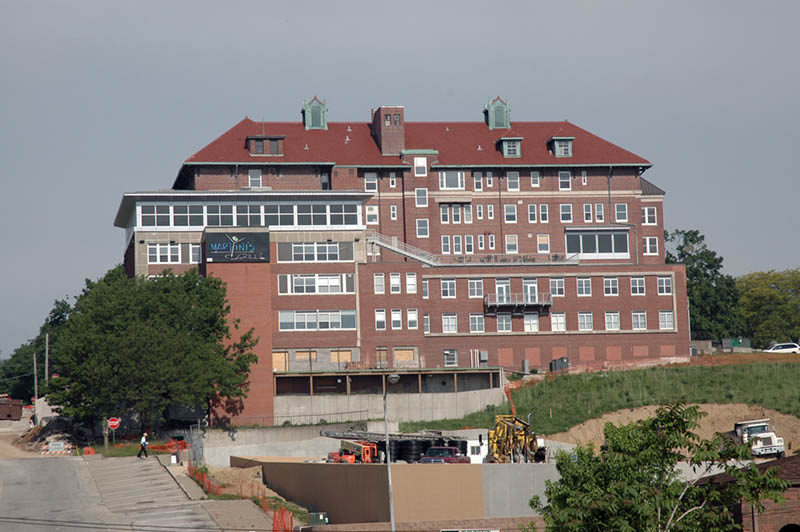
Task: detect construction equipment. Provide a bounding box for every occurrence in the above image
[731,419,785,458]
[487,415,545,463]
[328,440,379,463]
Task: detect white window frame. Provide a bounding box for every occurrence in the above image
[468,278,484,298]
[441,279,457,298]
[531,171,540,188]
[414,157,427,177]
[642,207,657,225]
[478,234,485,250]
[391,308,402,330]
[464,204,473,224]
[422,279,429,299]
[390,273,401,294]
[441,235,451,254]
[528,204,537,223]
[423,313,430,333]
[440,204,450,224]
[631,277,646,296]
[550,277,565,297]
[415,188,428,207]
[540,204,549,223]
[659,310,675,331]
[507,172,520,191]
[374,273,385,295]
[558,171,571,191]
[537,234,550,254]
[504,204,517,223]
[605,311,620,331]
[615,203,628,222]
[416,218,429,238]
[486,174,494,187]
[375,309,386,331]
[555,140,572,157]
[505,234,518,254]
[487,204,495,219]
[147,243,180,264]
[465,235,474,254]
[584,204,592,223]
[658,276,673,295]
[469,313,485,333]
[632,311,647,331]
[389,173,396,188]
[453,235,463,254]
[497,313,512,333]
[439,170,465,190]
[365,173,378,192]
[644,237,659,256]
[489,234,496,250]
[560,204,573,223]
[577,277,592,297]
[366,205,379,225]
[582,170,587,185]
[551,312,566,332]
[595,203,604,222]
[442,314,458,334]
[604,277,619,296]
[578,312,593,331]
[476,204,484,220]
[190,243,201,264]
[452,205,461,224]
[443,349,458,366]
[390,204,397,220]
[248,168,262,188]
[407,308,418,330]
[406,273,417,294]
[524,313,539,332]
[474,174,483,191]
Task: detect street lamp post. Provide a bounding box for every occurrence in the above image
[384,373,400,532]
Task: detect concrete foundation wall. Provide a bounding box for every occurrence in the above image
[207,437,341,468]
[274,387,505,422]
[482,464,554,518]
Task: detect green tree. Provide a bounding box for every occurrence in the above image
[665,229,746,340]
[45,266,258,429]
[530,404,788,531]
[0,298,71,400]
[737,269,800,348]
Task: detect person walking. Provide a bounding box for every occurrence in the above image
[137,432,148,459]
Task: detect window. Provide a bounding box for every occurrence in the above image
[453,235,462,254]
[632,311,647,331]
[560,204,573,223]
[605,312,620,331]
[391,309,402,330]
[528,204,537,223]
[278,310,356,331]
[554,139,572,157]
[464,205,473,223]
[474,173,483,191]
[497,313,512,332]
[172,204,204,227]
[595,203,604,222]
[505,234,518,254]
[468,279,484,298]
[584,204,592,223]
[465,235,474,254]
[658,276,673,295]
[442,314,458,334]
[504,141,520,158]
[631,277,646,295]
[283,242,348,263]
[414,157,427,177]
[452,205,461,224]
[190,244,201,263]
[487,204,495,219]
[524,313,539,332]
[470,314,485,333]
[269,139,280,155]
[578,312,593,331]
[550,277,565,296]
[558,171,571,191]
[439,171,465,190]
[566,231,630,259]
[504,204,517,223]
[615,203,628,222]
[440,205,450,224]
[531,171,540,187]
[366,206,379,224]
[540,204,549,223]
[390,205,397,220]
[389,173,396,188]
[394,114,400,126]
[423,313,430,333]
[489,234,496,249]
[659,311,675,330]
[643,237,659,255]
[477,204,484,220]
[254,140,264,154]
[537,234,550,253]
[422,279,429,299]
[416,219,429,238]
[507,172,520,190]
[407,309,418,329]
[577,277,592,296]
[582,171,588,185]
[236,204,262,226]
[486,172,493,187]
[642,207,657,225]
[478,234,485,250]
[365,173,378,192]
[443,349,458,366]
[441,279,456,298]
[390,273,401,294]
[147,243,179,264]
[551,312,566,332]
[206,205,234,226]
[385,114,391,126]
[406,273,417,294]
[604,277,619,296]
[441,235,451,254]
[279,274,354,295]
[415,188,428,207]
[375,309,386,330]
[248,169,262,188]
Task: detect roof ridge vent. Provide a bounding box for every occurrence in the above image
[347,126,352,132]
[345,135,351,143]
[477,145,483,151]
[304,144,309,150]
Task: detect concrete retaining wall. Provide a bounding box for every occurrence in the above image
[274,387,505,422]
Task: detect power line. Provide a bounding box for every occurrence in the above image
[0,372,33,383]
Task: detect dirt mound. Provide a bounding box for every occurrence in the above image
[549,404,800,451]
[13,417,91,452]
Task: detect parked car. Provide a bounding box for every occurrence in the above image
[764,343,800,354]
[419,446,471,464]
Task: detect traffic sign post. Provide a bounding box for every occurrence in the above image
[107,418,120,447]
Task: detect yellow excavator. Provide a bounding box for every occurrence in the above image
[487,381,546,463]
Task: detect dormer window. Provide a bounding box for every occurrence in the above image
[254,140,264,154]
[484,97,510,130]
[247,135,284,156]
[550,137,574,158]
[501,138,522,158]
[302,97,328,130]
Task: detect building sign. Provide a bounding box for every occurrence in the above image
[205,232,269,263]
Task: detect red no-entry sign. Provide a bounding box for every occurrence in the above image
[107,417,120,430]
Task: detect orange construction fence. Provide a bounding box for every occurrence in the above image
[186,461,222,497]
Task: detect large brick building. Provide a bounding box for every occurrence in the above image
[114,97,689,421]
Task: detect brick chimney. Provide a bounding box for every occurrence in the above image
[371,106,405,156]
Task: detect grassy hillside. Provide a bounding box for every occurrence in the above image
[400,362,800,434]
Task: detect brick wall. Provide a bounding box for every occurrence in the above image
[740,486,800,531]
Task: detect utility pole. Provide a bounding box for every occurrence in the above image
[33,352,38,426]
[45,333,49,383]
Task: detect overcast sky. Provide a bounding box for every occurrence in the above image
[1,1,798,359]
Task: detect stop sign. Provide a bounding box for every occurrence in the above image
[107,417,120,430]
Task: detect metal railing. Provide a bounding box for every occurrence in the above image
[437,252,580,265]
[484,293,553,306]
[366,230,439,265]
[214,409,369,428]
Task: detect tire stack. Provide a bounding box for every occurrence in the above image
[456,440,468,457]
[377,440,402,463]
[399,440,426,463]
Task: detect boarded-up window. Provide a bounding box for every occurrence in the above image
[272,351,288,372]
[295,350,317,361]
[331,350,352,364]
[376,347,388,369]
[393,348,415,362]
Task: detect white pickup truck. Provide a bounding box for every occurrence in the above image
[732,419,785,458]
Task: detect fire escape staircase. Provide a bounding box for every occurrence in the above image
[365,230,440,266]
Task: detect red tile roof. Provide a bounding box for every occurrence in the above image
[185,117,650,168]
